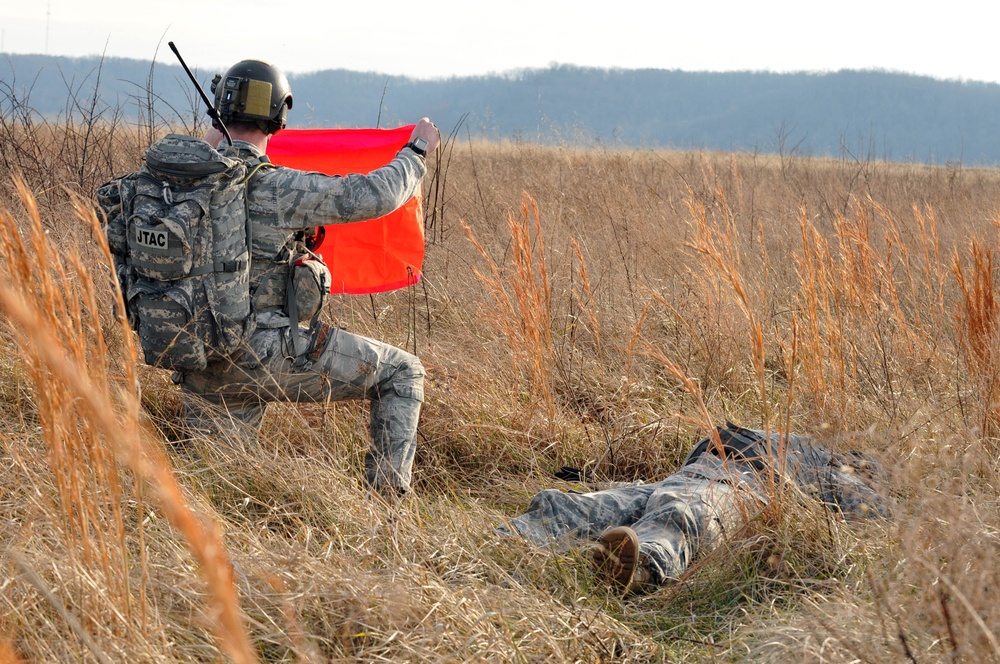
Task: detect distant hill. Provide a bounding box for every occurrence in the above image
[4,53,1000,166]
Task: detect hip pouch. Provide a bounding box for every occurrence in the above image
[290,251,331,323]
[284,249,332,359]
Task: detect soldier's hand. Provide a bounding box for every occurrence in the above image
[410,118,441,154]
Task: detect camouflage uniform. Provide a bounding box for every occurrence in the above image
[501,424,890,585]
[177,140,427,493]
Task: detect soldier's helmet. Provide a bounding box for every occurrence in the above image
[211,59,293,135]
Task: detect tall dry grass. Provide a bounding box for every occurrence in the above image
[462,194,557,434]
[431,140,1000,661]
[2,92,1000,661]
[0,178,256,662]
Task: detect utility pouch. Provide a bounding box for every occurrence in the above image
[291,252,331,323]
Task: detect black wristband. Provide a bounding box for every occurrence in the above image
[404,138,428,157]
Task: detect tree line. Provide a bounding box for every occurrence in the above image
[5,53,1000,165]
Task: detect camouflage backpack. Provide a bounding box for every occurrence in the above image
[97,134,272,371]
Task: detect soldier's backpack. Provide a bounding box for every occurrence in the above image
[97,134,272,372]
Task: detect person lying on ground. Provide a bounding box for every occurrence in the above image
[499,423,891,593]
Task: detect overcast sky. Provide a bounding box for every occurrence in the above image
[2,1,1000,83]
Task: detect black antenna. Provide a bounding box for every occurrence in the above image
[168,41,233,147]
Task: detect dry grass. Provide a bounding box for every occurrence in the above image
[2,102,1000,662]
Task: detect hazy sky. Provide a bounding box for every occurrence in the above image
[2,1,1000,83]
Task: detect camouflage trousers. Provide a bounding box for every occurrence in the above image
[502,454,763,584]
[177,322,425,493]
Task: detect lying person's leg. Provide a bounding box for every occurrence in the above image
[595,461,763,592]
[500,482,658,548]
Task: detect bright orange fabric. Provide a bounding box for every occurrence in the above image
[266,125,423,294]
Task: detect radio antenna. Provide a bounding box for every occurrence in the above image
[168,41,233,147]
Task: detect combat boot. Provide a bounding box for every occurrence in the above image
[593,526,652,593]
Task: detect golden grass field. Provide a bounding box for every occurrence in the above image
[2,112,1000,662]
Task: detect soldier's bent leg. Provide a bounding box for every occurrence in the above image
[181,392,266,442]
[177,364,268,443]
[365,345,424,492]
[306,327,425,494]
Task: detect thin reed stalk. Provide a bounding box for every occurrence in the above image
[461,194,556,432]
[0,179,136,628]
[685,182,771,424]
[682,178,800,513]
[953,239,1000,437]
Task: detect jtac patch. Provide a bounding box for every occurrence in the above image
[136,228,169,249]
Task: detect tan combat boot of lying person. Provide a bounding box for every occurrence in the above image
[593,526,652,593]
